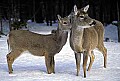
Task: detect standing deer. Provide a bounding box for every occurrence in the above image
[59,5,107,78]
[6,17,68,74]
[73,5,107,76]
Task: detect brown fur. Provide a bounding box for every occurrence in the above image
[70,20,107,77]
[92,19,107,68]
[61,5,107,78]
[70,24,98,78]
[6,25,68,74]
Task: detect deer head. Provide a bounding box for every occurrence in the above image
[73,5,96,28]
[57,15,72,30]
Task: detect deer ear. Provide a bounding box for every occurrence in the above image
[83,5,89,12]
[57,14,62,22]
[74,5,78,15]
[68,14,71,20]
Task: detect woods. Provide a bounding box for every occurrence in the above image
[1,1,120,80]
[0,0,120,37]
[0,0,119,24]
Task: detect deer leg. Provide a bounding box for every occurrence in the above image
[98,46,107,68]
[104,53,107,68]
[103,47,107,68]
[83,51,89,78]
[51,56,55,73]
[6,50,22,74]
[87,51,95,71]
[75,52,81,76]
[45,53,52,74]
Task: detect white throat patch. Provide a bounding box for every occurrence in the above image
[77,25,92,28]
[76,26,84,31]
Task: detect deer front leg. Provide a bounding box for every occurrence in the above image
[87,51,95,71]
[83,51,89,78]
[45,53,52,74]
[51,56,55,73]
[75,52,81,76]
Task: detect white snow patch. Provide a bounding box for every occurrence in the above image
[0,22,120,81]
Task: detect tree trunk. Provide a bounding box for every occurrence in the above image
[0,19,2,34]
[117,1,120,42]
[117,1,120,21]
[33,0,36,22]
[117,27,120,42]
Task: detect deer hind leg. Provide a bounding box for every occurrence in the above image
[6,50,22,74]
[98,45,107,68]
[87,51,95,71]
[83,51,89,78]
[75,52,81,76]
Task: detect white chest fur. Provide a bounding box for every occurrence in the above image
[77,25,92,29]
[71,27,84,52]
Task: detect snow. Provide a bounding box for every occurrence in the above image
[104,24,118,42]
[0,22,120,81]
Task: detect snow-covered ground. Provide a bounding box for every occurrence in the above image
[0,22,120,81]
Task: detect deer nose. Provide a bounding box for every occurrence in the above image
[63,22,67,24]
[89,21,96,26]
[80,16,84,18]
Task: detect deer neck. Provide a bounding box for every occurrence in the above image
[72,26,84,43]
[55,28,68,52]
[70,26,84,52]
[57,27,68,45]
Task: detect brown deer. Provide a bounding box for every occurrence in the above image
[59,5,107,78]
[6,18,68,74]
[73,5,107,75]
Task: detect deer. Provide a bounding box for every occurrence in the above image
[6,17,68,74]
[58,5,107,78]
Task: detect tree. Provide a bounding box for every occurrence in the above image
[0,8,4,35]
[116,0,120,42]
[0,13,3,34]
